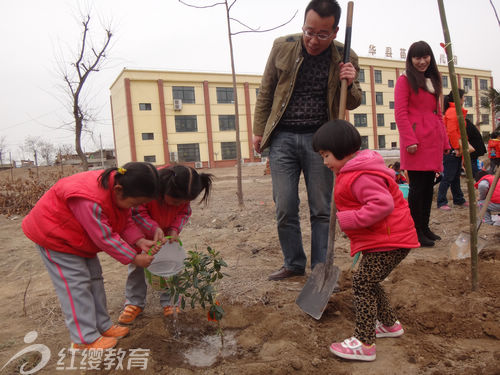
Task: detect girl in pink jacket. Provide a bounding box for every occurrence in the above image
[394,41,450,247]
[313,120,419,362]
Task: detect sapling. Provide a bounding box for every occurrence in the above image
[165,246,227,338]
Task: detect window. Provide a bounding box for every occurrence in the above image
[391,141,398,149]
[374,70,382,84]
[480,79,488,90]
[358,69,365,83]
[442,75,448,88]
[361,91,366,105]
[389,101,395,109]
[144,155,156,163]
[390,122,397,130]
[139,103,152,111]
[175,115,197,132]
[480,97,489,107]
[142,133,154,140]
[464,96,473,108]
[216,87,234,103]
[481,114,489,124]
[378,135,386,149]
[388,79,394,88]
[219,115,235,131]
[463,78,472,90]
[375,92,383,105]
[361,136,369,149]
[172,86,195,104]
[377,114,385,127]
[354,114,368,127]
[256,88,260,96]
[221,142,237,160]
[178,143,200,162]
[466,114,473,123]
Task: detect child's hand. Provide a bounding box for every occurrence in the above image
[135,238,160,255]
[153,228,166,245]
[132,253,155,268]
[166,228,179,243]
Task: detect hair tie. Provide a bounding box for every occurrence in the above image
[117,167,127,175]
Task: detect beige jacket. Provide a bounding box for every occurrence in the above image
[253,33,362,150]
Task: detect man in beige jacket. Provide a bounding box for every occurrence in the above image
[253,0,362,280]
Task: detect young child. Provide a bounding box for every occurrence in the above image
[475,170,500,226]
[118,165,214,323]
[312,120,419,362]
[487,131,500,174]
[391,161,408,184]
[22,162,161,350]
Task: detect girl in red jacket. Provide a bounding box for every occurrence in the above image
[313,120,419,362]
[119,165,213,323]
[22,162,161,350]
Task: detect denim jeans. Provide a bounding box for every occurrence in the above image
[437,153,466,207]
[269,130,333,271]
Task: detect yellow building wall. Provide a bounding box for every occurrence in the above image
[110,61,492,166]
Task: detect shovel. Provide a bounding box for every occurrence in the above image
[296,1,354,320]
[450,166,500,259]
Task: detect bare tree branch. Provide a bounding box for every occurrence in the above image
[231,10,298,35]
[229,17,261,32]
[178,0,225,9]
[490,0,500,27]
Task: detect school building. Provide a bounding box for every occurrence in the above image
[109,57,494,168]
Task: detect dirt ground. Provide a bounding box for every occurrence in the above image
[0,164,499,375]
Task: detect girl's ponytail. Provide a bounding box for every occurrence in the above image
[159,165,214,205]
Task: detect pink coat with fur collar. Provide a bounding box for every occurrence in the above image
[394,74,450,172]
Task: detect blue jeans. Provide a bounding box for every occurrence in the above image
[437,153,466,207]
[269,131,333,271]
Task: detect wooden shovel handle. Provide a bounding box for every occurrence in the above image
[326,1,354,268]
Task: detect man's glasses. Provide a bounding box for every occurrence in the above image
[302,28,335,41]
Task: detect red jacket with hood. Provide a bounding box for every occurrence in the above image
[335,150,419,256]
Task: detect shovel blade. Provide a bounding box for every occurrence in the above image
[296,263,340,320]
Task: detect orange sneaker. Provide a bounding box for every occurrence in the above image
[118,305,142,324]
[71,336,117,350]
[102,325,130,339]
[163,306,181,317]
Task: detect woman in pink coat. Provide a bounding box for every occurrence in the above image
[394,41,450,247]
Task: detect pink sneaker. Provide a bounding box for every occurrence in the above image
[376,320,404,338]
[438,205,451,211]
[329,337,376,361]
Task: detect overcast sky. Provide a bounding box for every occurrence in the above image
[1,0,499,162]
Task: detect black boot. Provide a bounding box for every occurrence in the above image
[423,227,441,241]
[417,229,435,247]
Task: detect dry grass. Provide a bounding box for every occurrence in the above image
[0,166,82,217]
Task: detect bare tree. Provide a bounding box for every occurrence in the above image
[0,136,7,165]
[179,0,296,207]
[24,136,41,162]
[58,9,113,171]
[38,140,56,166]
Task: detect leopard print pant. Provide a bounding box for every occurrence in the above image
[353,248,410,345]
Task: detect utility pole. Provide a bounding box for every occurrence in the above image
[9,152,13,181]
[100,134,105,169]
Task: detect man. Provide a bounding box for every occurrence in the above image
[253,0,362,281]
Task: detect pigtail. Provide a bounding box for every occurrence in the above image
[197,173,214,205]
